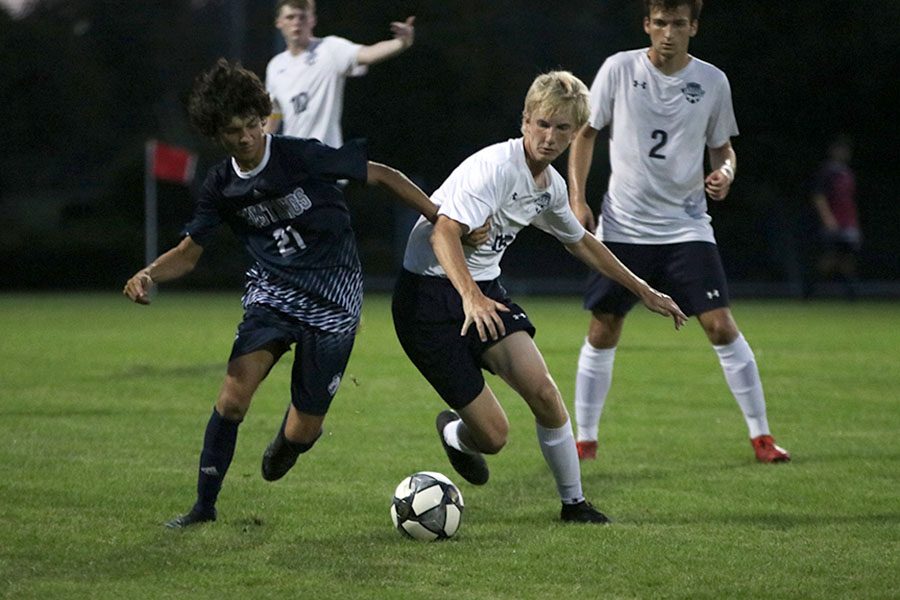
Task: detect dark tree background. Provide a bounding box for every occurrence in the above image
[1,0,897,293]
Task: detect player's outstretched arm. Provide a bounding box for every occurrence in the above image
[367,161,437,223]
[565,234,687,329]
[123,236,204,305]
[431,216,509,342]
[567,124,599,232]
[356,16,415,66]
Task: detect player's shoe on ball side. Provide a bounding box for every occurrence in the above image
[560,500,611,524]
[576,440,598,461]
[436,410,489,485]
[164,507,216,529]
[261,428,301,482]
[751,435,791,463]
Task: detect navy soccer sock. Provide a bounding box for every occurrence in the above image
[193,408,241,515]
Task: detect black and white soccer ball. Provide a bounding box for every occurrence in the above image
[390,471,464,541]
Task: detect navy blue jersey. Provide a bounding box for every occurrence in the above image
[182,135,368,333]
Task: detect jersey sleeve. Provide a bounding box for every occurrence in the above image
[587,55,618,131]
[435,159,497,233]
[706,73,739,148]
[300,138,369,182]
[180,172,223,247]
[532,175,586,244]
[326,36,364,76]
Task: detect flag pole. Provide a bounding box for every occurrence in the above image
[144,139,158,266]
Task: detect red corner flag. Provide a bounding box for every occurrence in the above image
[149,140,197,185]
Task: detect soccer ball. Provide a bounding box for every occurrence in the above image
[390,471,464,541]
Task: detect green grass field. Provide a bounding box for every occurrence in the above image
[1,292,898,599]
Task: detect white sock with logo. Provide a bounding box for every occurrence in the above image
[575,340,617,442]
[536,418,584,504]
[713,333,770,439]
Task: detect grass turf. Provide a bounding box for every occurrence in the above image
[1,292,897,598]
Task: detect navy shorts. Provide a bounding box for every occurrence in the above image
[584,241,730,317]
[392,270,536,410]
[230,305,356,416]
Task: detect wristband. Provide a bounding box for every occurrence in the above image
[719,163,735,182]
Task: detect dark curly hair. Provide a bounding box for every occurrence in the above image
[187,58,273,138]
[644,0,702,20]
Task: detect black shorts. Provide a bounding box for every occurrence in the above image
[392,270,535,410]
[230,305,356,416]
[583,241,730,317]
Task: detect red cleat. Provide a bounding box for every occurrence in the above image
[576,440,598,461]
[751,435,791,463]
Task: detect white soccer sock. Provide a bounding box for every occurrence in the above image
[536,418,584,504]
[713,333,770,439]
[443,419,478,455]
[575,339,617,441]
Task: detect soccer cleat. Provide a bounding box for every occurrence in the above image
[164,507,216,529]
[751,435,791,463]
[436,410,489,485]
[560,500,611,524]
[261,428,302,482]
[576,440,598,461]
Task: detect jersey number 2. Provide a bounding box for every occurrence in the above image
[274,226,307,256]
[649,129,668,159]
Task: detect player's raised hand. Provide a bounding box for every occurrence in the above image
[639,287,687,330]
[460,290,510,342]
[391,16,415,48]
[123,271,155,305]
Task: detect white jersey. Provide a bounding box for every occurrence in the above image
[588,48,739,244]
[265,36,366,148]
[403,138,586,281]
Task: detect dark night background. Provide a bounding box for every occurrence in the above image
[1,0,897,296]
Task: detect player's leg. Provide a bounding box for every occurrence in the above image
[262,327,355,481]
[699,307,789,462]
[575,242,647,460]
[483,332,609,523]
[575,312,626,459]
[167,344,281,528]
[664,242,790,463]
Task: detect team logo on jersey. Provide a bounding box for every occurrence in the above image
[682,82,705,103]
[491,230,516,252]
[238,187,312,227]
[534,192,551,214]
[328,373,342,396]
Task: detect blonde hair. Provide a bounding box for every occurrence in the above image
[522,71,590,132]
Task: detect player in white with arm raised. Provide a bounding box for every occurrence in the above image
[568,0,790,463]
[264,0,415,147]
[392,71,686,524]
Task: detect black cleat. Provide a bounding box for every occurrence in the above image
[261,428,301,482]
[164,507,216,529]
[436,410,489,485]
[560,500,611,524]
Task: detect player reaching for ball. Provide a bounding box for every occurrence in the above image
[392,71,687,524]
[567,0,790,463]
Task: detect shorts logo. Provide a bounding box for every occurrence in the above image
[328,374,342,396]
[706,289,720,299]
[682,82,705,104]
[512,312,527,320]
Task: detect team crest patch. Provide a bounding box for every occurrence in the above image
[328,374,342,396]
[534,192,551,214]
[682,82,705,104]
